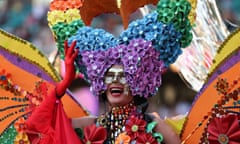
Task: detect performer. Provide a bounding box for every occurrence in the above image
[26,40,181,144]
[26,0,196,143]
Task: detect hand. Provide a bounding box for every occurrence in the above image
[64,40,78,82]
[151,112,181,144]
[56,40,78,98]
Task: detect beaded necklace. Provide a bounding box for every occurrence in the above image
[97,101,136,143]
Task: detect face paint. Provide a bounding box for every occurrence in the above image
[123,84,129,95]
[104,66,127,85]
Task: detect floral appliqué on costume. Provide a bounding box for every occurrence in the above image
[95,102,163,144]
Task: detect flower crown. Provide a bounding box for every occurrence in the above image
[48,0,197,97]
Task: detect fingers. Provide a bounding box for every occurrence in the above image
[64,40,68,56]
[69,41,77,56]
[152,112,161,119]
[64,40,77,58]
[72,49,79,60]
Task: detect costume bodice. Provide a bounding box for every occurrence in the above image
[95,101,158,144]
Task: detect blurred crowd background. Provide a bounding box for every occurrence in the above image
[0,0,239,117]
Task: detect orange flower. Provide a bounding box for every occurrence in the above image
[14,118,26,133]
[115,132,131,144]
[50,0,82,11]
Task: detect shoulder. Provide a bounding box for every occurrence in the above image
[72,116,97,129]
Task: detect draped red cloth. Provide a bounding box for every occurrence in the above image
[207,114,240,144]
[25,89,83,144]
[83,124,107,144]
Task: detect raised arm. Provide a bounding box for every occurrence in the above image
[56,41,78,97]
[25,41,81,144]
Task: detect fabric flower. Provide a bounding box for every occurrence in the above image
[173,0,191,15]
[51,19,84,58]
[67,0,83,9]
[125,115,147,139]
[65,0,194,98]
[14,133,30,144]
[157,8,175,24]
[34,81,48,97]
[49,0,82,11]
[115,132,131,144]
[47,10,65,27]
[74,38,165,97]
[136,133,158,144]
[0,69,11,85]
[68,27,117,52]
[207,114,240,144]
[188,0,197,25]
[65,9,81,24]
[14,118,27,133]
[215,78,229,95]
[83,124,107,144]
[50,1,67,11]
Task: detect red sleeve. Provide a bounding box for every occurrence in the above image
[26,88,83,144]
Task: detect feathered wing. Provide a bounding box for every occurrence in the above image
[0,29,88,143]
[181,28,240,143]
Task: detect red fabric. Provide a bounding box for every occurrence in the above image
[26,89,83,144]
[83,124,107,144]
[207,114,240,144]
[136,133,158,144]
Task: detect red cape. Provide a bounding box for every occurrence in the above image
[26,89,83,144]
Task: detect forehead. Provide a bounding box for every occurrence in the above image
[107,65,124,73]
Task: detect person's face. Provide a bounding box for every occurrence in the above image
[104,65,133,107]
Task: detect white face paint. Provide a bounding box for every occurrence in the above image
[104,66,127,85]
[104,65,132,107]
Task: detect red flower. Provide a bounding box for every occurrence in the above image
[83,124,107,144]
[125,115,146,139]
[136,133,158,144]
[207,114,240,144]
[0,69,11,85]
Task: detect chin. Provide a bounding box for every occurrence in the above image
[108,96,126,106]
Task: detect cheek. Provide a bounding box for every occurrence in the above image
[106,89,111,98]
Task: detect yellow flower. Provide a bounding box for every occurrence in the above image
[65,8,81,24]
[14,133,30,144]
[188,0,197,25]
[115,132,131,144]
[47,10,65,27]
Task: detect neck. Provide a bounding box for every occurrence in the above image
[97,100,136,143]
[109,99,135,112]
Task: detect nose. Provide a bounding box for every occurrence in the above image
[112,75,119,83]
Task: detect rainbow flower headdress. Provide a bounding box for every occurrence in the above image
[48,0,197,97]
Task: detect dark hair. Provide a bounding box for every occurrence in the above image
[133,96,149,113]
[68,78,90,92]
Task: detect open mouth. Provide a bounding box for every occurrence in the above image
[110,87,123,96]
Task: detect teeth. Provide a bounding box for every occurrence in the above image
[111,88,122,91]
[110,88,123,93]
